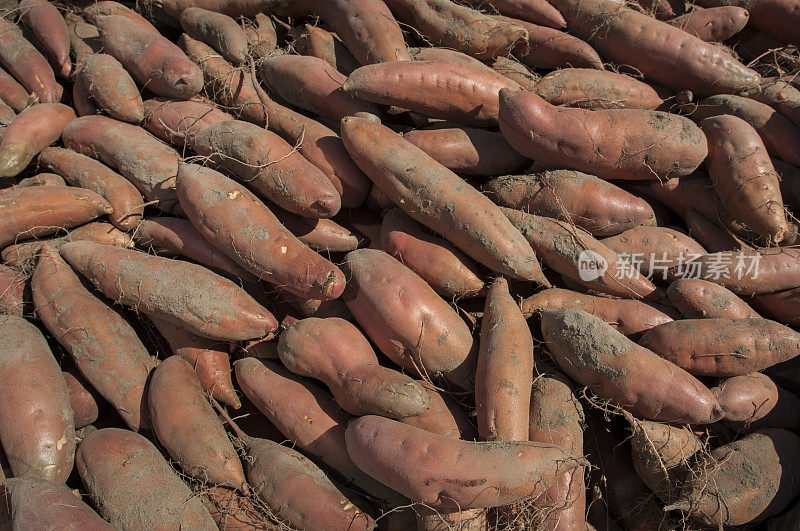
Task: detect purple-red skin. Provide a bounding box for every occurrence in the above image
[0,103,75,178]
[0,18,61,103]
[20,0,71,77]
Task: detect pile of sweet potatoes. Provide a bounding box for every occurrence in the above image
[0,0,799,528]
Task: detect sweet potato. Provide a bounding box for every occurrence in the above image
[95,14,203,98]
[344,60,520,126]
[488,57,541,90]
[384,0,527,59]
[345,414,581,508]
[279,317,430,418]
[667,429,800,526]
[14,172,64,188]
[342,248,476,388]
[0,65,32,113]
[699,115,789,242]
[666,6,749,41]
[82,1,159,32]
[409,46,500,73]
[60,241,277,340]
[176,163,346,300]
[260,55,377,121]
[541,309,722,423]
[179,34,266,126]
[342,117,546,282]
[72,76,97,118]
[711,372,800,430]
[37,147,144,230]
[639,317,800,376]
[76,53,144,123]
[32,245,153,430]
[528,368,586,530]
[503,208,660,299]
[403,126,527,176]
[292,24,359,76]
[522,288,676,336]
[628,416,702,503]
[499,89,708,181]
[76,428,217,529]
[0,18,61,103]
[533,68,666,110]
[234,358,402,505]
[667,278,758,318]
[0,103,75,178]
[642,171,718,221]
[62,116,183,213]
[508,17,604,70]
[739,77,800,129]
[19,0,70,77]
[380,208,484,299]
[180,7,248,64]
[475,277,533,441]
[694,0,800,45]
[400,381,477,440]
[0,264,29,317]
[0,186,112,248]
[272,209,361,252]
[243,13,276,58]
[202,486,275,531]
[66,13,102,67]
[149,315,239,409]
[149,355,245,488]
[63,372,99,429]
[191,120,341,217]
[548,0,759,95]
[0,315,74,482]
[4,477,112,529]
[484,171,656,237]
[752,286,800,325]
[415,508,487,530]
[465,0,566,27]
[688,94,800,167]
[601,226,707,279]
[685,207,749,252]
[141,97,233,146]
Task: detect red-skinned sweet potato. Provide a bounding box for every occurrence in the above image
[342,248,476,389]
[14,173,64,188]
[32,245,154,431]
[400,381,477,440]
[522,287,676,336]
[345,414,582,509]
[666,6,749,41]
[0,315,74,482]
[142,97,233,146]
[508,17,604,70]
[466,0,566,27]
[639,317,800,376]
[342,117,546,282]
[0,103,75,178]
[499,89,708,181]
[279,317,430,418]
[475,277,533,442]
[38,147,145,230]
[0,264,30,317]
[711,372,800,430]
[149,355,245,488]
[667,278,758,318]
[0,18,61,103]
[380,208,485,299]
[94,14,203,98]
[533,68,666,109]
[541,308,723,423]
[0,186,112,248]
[752,286,800,325]
[488,56,541,90]
[685,207,750,252]
[739,78,800,130]
[60,241,277,340]
[4,477,112,530]
[484,171,656,237]
[61,116,182,213]
[19,0,70,77]
[72,76,97,117]
[180,7,248,64]
[272,208,361,252]
[0,65,32,113]
[63,372,99,429]
[202,486,275,531]
[176,163,346,301]
[243,13,276,58]
[77,54,144,123]
[601,226,707,279]
[66,13,102,68]
[83,1,159,32]
[292,23,360,75]
[693,0,800,45]
[76,428,217,529]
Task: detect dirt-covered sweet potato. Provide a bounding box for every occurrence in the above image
[279,317,430,418]
[38,147,144,230]
[61,115,182,213]
[344,61,520,126]
[345,414,582,509]
[739,78,800,129]
[639,317,800,376]
[0,103,75,178]
[499,89,708,181]
[14,173,64,188]
[466,0,566,27]
[4,477,112,530]
[484,171,655,237]
[508,17,604,70]
[666,6,749,41]
[77,54,143,123]
[180,7,248,64]
[667,429,800,526]
[342,248,476,389]
[82,1,159,32]
[176,163,346,300]
[0,18,61,103]
[60,241,277,341]
[522,288,676,336]
[548,0,759,95]
[19,0,70,77]
[94,14,203,98]
[0,186,112,248]
[292,23,360,75]
[380,208,485,299]
[141,97,233,146]
[403,126,527,176]
[488,56,541,90]
[243,13,276,58]
[533,68,666,109]
[541,309,722,423]
[0,315,74,482]
[601,226,707,278]
[667,278,759,318]
[700,115,789,243]
[272,209,361,252]
[475,277,533,442]
[342,117,546,282]
[0,65,32,113]
[63,372,99,429]
[0,264,30,317]
[76,428,217,529]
